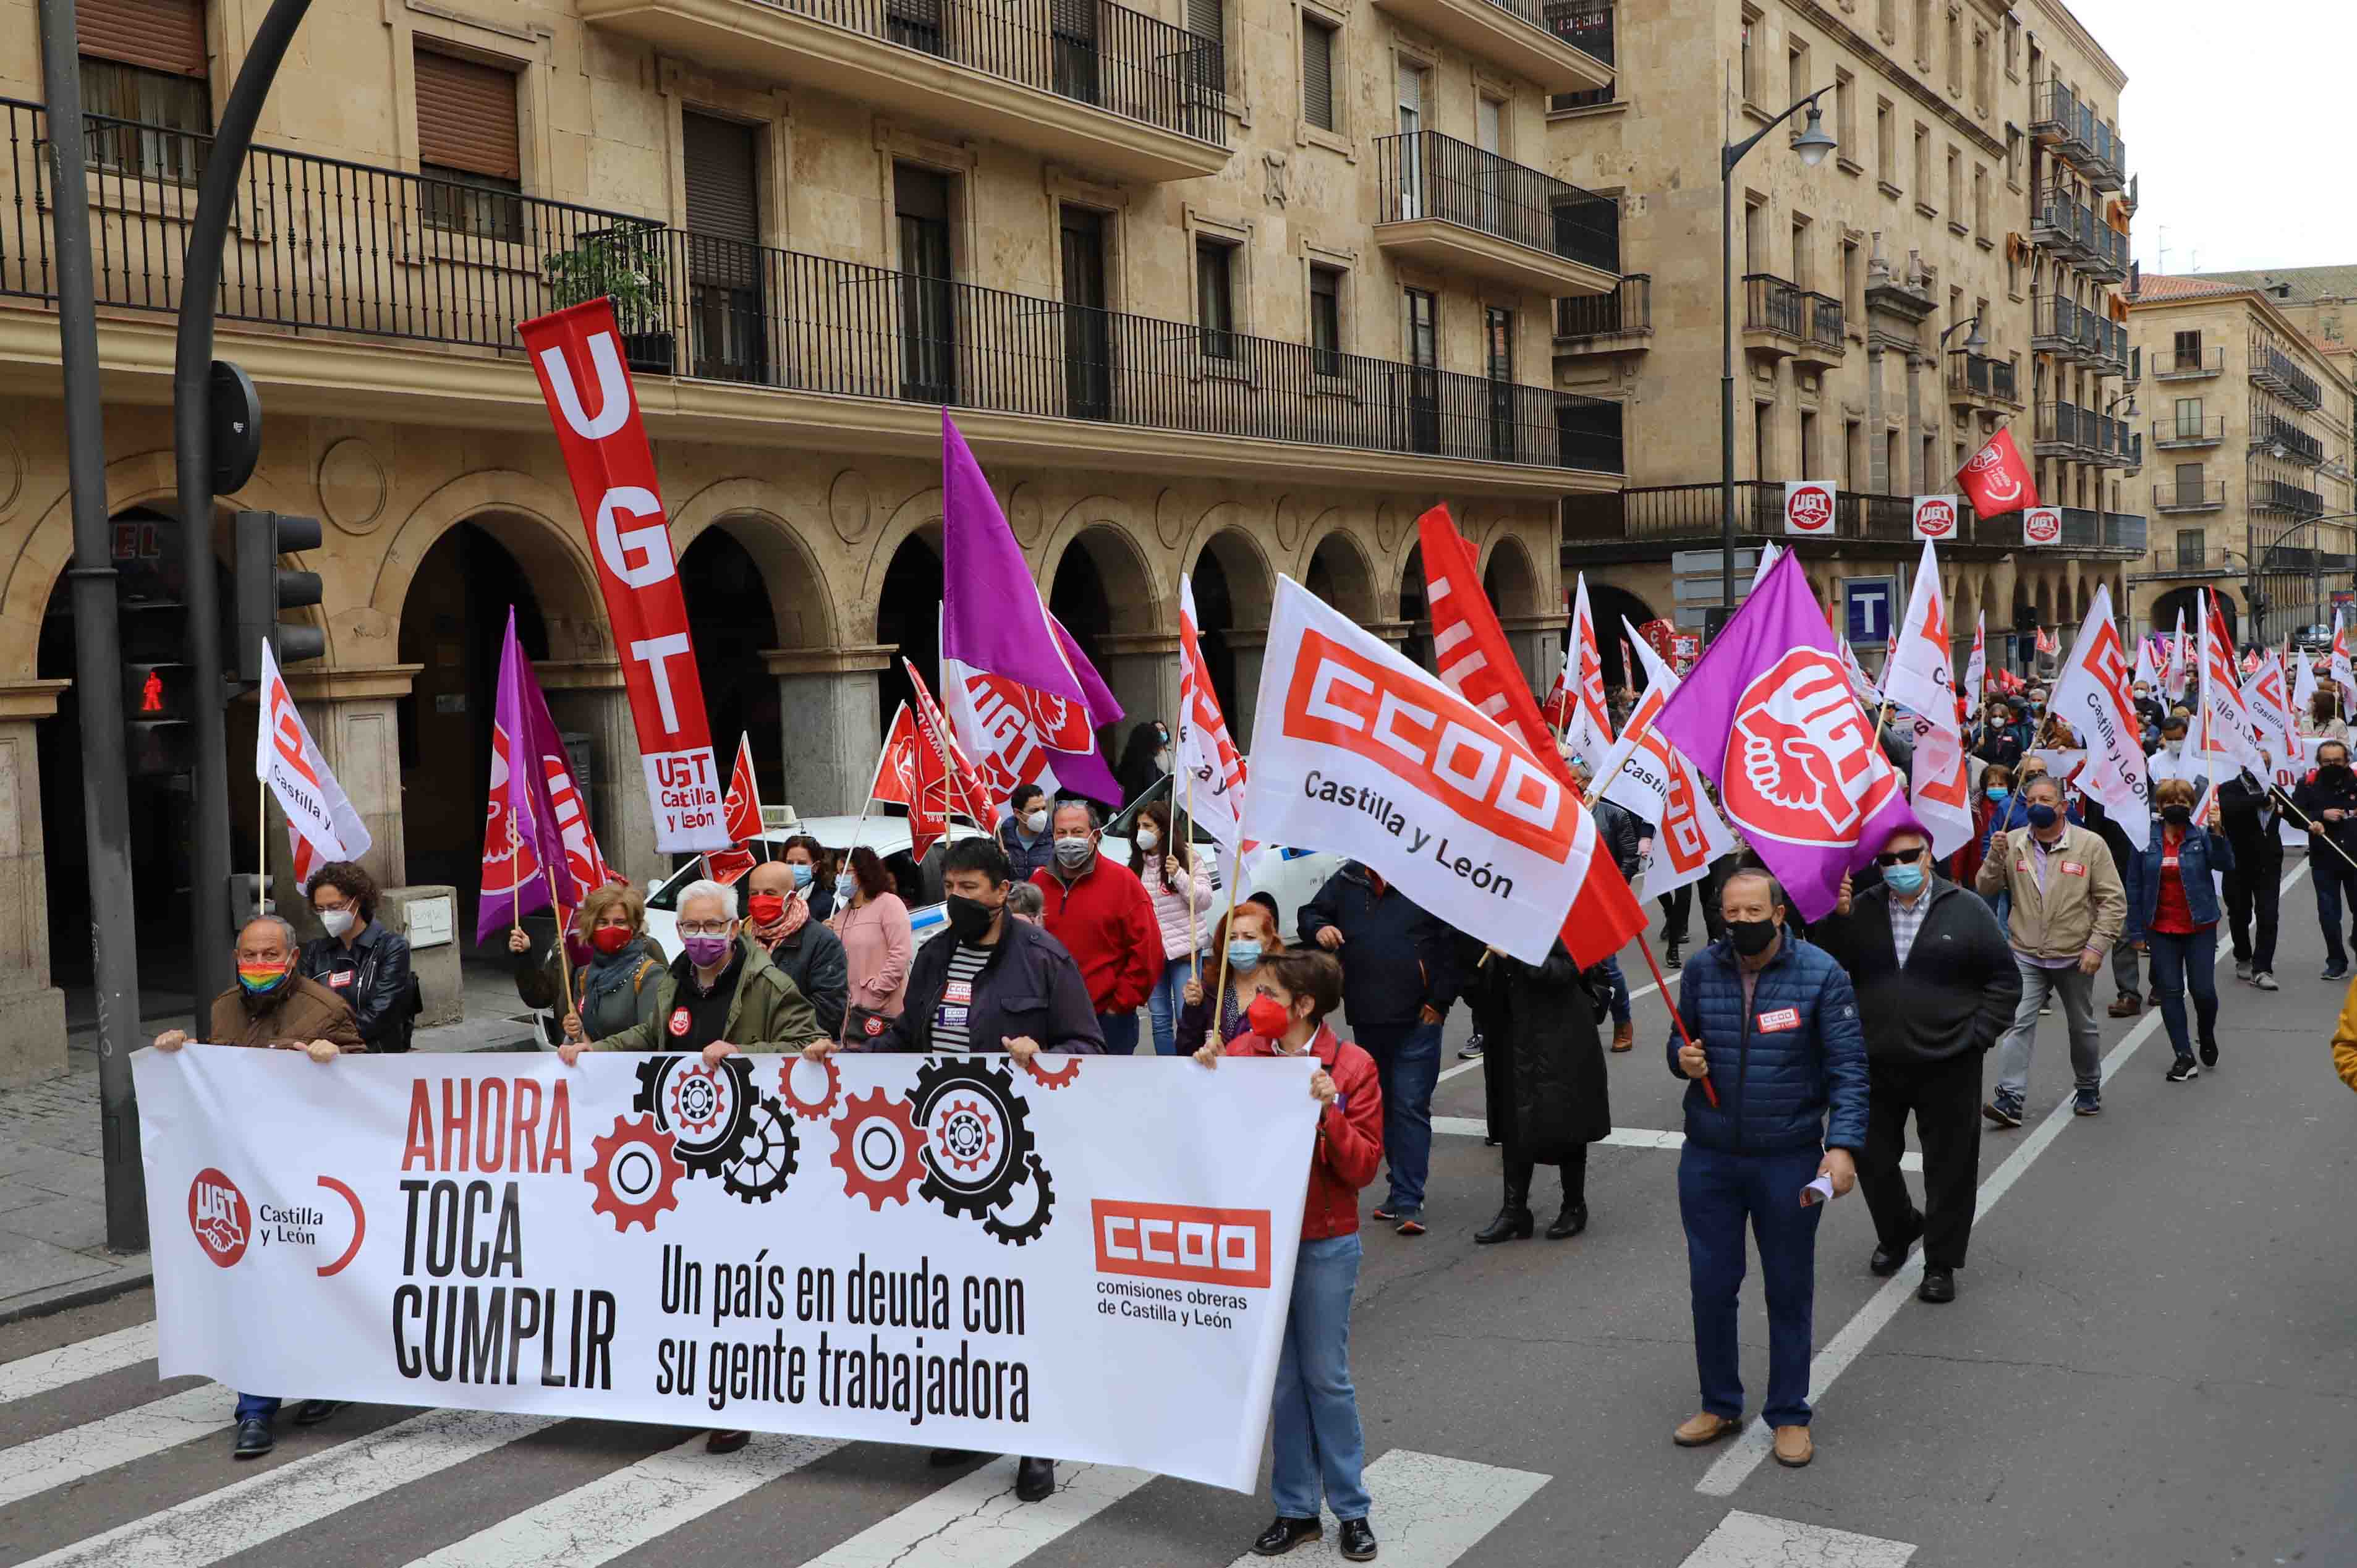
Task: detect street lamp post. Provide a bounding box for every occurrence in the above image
[1720,87,1837,617]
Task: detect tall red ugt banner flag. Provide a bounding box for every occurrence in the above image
[478,609,614,941]
[1178,573,1249,852]
[1409,507,1644,964]
[1956,425,2037,518]
[1249,575,1626,966]
[1880,541,1973,858]
[256,640,371,889]
[2048,583,2150,850]
[1655,550,1923,921]
[519,300,727,852]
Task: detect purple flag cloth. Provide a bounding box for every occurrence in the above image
[477,609,580,943]
[1654,551,1924,922]
[942,411,1092,708]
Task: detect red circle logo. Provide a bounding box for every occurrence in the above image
[187,1168,251,1268]
[667,1007,691,1038]
[1721,648,1904,847]
[1785,485,1835,534]
[1914,499,1956,538]
[2024,509,2061,545]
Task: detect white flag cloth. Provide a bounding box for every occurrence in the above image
[1593,624,1736,892]
[2165,610,2190,703]
[2132,633,2162,700]
[2244,653,2299,796]
[1176,573,1249,852]
[2198,589,2269,789]
[1561,572,1615,766]
[2333,609,2357,718]
[1965,613,1986,714]
[2293,647,2320,721]
[1595,617,1675,828]
[1882,541,1974,858]
[1247,576,1607,965]
[1750,541,1782,592]
[1840,637,1880,707]
[2049,584,2151,850]
[256,640,372,886]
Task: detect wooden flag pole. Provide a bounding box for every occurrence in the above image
[1200,783,1251,1051]
[257,777,268,918]
[1186,757,1202,986]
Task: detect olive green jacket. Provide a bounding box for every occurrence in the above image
[588,936,823,1053]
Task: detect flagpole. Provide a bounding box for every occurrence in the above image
[513,765,577,1028]
[509,813,525,937]
[832,717,900,1054]
[1201,784,1249,1051]
[2268,786,2357,875]
[256,776,266,918]
[1576,776,1715,1108]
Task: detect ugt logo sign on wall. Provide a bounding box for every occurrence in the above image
[1723,648,1904,847]
[1782,480,1837,537]
[1912,494,1959,540]
[2023,506,2062,546]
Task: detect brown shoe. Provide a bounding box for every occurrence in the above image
[1612,1021,1634,1053]
[1673,1411,1742,1447]
[1772,1425,1814,1467]
[2107,995,2140,1017]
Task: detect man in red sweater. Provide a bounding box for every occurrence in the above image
[1034,800,1161,1054]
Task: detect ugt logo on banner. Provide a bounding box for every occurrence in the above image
[1726,648,1905,845]
[1783,480,1837,537]
[2023,506,2062,546]
[1912,494,1958,540]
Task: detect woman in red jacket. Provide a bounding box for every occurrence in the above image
[1194,950,1383,1561]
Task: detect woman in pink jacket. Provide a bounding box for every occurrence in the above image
[828,845,911,1046]
[1129,799,1214,1056]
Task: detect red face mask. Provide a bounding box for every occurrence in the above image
[1247,993,1294,1039]
[747,892,788,925]
[590,925,632,956]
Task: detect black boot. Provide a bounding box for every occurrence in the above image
[1473,1162,1533,1244]
[1547,1157,1589,1239]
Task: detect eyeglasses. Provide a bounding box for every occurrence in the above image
[1873,849,1925,867]
[677,921,734,938]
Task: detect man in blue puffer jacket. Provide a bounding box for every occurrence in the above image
[1666,867,1870,1472]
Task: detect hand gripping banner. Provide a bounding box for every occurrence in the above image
[139,1048,1317,1492]
[519,300,729,852]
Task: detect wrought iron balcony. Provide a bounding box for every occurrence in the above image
[0,99,1616,481]
[2030,80,2092,163]
[2254,412,2325,467]
[1544,0,1615,108]
[1742,273,1841,362]
[1794,292,1845,369]
[2131,545,2242,583]
[1553,273,1650,347]
[2155,480,2226,514]
[2030,193,2096,263]
[2078,311,2127,375]
[2155,345,2225,379]
[2089,224,2128,283]
[1375,131,1619,294]
[2105,512,2148,553]
[2252,340,2324,411]
[1370,0,1612,93]
[2086,120,2127,192]
[1945,352,2021,409]
[1559,481,2149,559]
[2058,506,2102,549]
[2034,400,2101,460]
[2253,479,2325,516]
[2033,294,2086,358]
[2153,415,2225,449]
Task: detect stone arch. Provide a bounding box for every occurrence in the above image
[1189,514,1276,630]
[671,479,841,651]
[369,470,606,663]
[860,487,946,642]
[1302,521,1379,624]
[1478,533,1545,621]
[1039,501,1166,635]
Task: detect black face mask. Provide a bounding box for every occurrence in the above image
[2160,804,2194,827]
[2324,765,2353,787]
[944,894,998,944]
[1727,917,1780,958]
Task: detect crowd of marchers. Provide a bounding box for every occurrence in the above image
[143,673,2357,1559]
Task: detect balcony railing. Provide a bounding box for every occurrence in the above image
[2032,294,2083,355]
[2030,194,2097,262]
[1945,352,2021,406]
[2089,224,2128,282]
[2252,340,2324,410]
[1743,273,1804,337]
[2254,478,2326,516]
[2133,546,2243,580]
[2155,345,2225,379]
[0,100,1615,477]
[2153,415,2225,449]
[2154,481,2227,513]
[1805,292,1844,351]
[1992,358,2019,404]
[1375,130,1618,273]
[1554,272,1649,340]
[2255,411,2324,467]
[2031,78,2123,190]
[2079,312,2127,373]
[2105,512,2147,553]
[1545,0,1615,109]
[2035,400,2100,457]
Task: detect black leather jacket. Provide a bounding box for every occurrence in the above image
[298,918,417,1052]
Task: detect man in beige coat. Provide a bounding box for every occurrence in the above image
[1974,773,2128,1124]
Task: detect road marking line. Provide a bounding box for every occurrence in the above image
[401,1431,847,1567]
[1219,1449,1548,1567]
[796,1456,1157,1568]
[20,1407,558,1567]
[1698,1001,2172,1496]
[1431,1117,1921,1172]
[1677,1510,1916,1566]
[0,1321,158,1404]
[0,1384,227,1509]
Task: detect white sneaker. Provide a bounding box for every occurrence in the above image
[2254,972,2278,991]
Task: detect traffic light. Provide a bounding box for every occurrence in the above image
[122,659,193,776]
[232,509,324,680]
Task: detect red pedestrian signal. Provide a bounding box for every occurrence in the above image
[140,669,164,714]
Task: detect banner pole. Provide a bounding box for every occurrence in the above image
[1186,758,1201,987]
[1202,786,1251,1050]
[257,776,266,918]
[2269,786,2357,876]
[509,813,525,936]
[1634,931,1718,1109]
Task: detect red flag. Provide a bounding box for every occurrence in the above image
[904,660,999,828]
[1955,426,2038,519]
[723,735,765,842]
[868,705,922,808]
[2035,625,2057,655]
[1414,506,1645,968]
[707,846,757,885]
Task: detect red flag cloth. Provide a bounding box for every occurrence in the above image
[1414,506,1645,968]
[868,705,922,808]
[1955,426,2039,519]
[723,735,764,842]
[904,659,999,827]
[707,846,757,885]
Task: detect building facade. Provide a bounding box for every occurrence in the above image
[0,0,1628,1080]
[2125,276,2357,647]
[1550,0,2141,684]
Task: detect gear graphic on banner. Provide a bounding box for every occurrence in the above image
[1018,1053,1080,1090]
[720,1094,799,1203]
[634,1056,754,1177]
[911,1057,1035,1219]
[981,1153,1055,1246]
[777,1054,843,1121]
[831,1087,925,1210]
[585,1112,686,1232]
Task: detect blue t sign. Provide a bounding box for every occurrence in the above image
[1845,578,1896,646]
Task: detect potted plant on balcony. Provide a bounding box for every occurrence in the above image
[542,225,673,375]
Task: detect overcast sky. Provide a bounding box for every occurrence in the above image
[2062,0,2356,276]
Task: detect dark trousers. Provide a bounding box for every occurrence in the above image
[1658,887,1691,947]
[1858,1053,1984,1271]
[1503,1145,1588,1208]
[2147,925,2219,1059]
[2223,825,2283,974]
[2314,847,2357,971]
[1678,1143,1822,1428]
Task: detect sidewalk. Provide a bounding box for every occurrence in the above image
[0,955,548,1322]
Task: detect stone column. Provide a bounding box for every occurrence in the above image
[0,681,68,1087]
[538,663,660,884]
[283,664,420,892]
[766,644,892,820]
[1905,352,1927,494]
[1093,632,1180,740]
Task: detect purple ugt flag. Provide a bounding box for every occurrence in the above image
[476,609,582,943]
[1653,551,1923,922]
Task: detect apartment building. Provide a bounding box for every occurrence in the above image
[0,0,1623,1075]
[2126,274,2357,646]
[1552,0,2142,683]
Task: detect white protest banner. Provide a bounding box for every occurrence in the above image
[257,640,371,886]
[1966,612,1987,712]
[1783,480,1837,538]
[1561,572,1616,766]
[1249,576,1603,965]
[2333,610,2356,717]
[1911,494,1960,542]
[2197,589,2267,789]
[2049,583,2151,849]
[139,1048,1315,1493]
[1882,540,1973,857]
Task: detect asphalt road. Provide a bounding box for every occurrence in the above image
[5,859,2354,1567]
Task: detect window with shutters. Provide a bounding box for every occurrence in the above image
[1309,264,1343,376]
[414,47,524,240]
[76,0,210,183]
[683,112,765,382]
[1301,15,1336,132]
[1197,238,1236,358]
[1185,0,1225,93]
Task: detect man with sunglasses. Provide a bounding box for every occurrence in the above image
[1819,833,2020,1304]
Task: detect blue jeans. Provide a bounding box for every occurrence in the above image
[1359,1021,1441,1214]
[1271,1234,1369,1522]
[2146,925,2219,1059]
[1145,956,1201,1056]
[234,1392,280,1422]
[1598,955,1632,1025]
[1678,1143,1824,1428]
[1098,1011,1140,1056]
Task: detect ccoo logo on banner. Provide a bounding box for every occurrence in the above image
[1782,480,1838,537]
[137,1048,1317,1492]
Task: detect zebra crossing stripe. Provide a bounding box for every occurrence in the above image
[795,1456,1157,1568]
[0,1384,228,1509]
[1217,1449,1548,1567]
[402,1430,847,1567]
[0,1321,158,1404]
[1676,1510,1915,1566]
[19,1406,558,1568]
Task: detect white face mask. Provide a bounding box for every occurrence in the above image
[318,908,355,938]
[1024,810,1049,834]
[1135,828,1160,852]
[2167,738,2185,757]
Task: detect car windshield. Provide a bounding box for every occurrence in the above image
[1103,774,1218,845]
[646,839,944,911]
